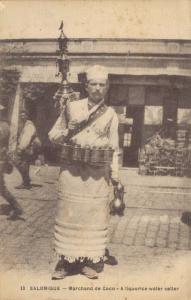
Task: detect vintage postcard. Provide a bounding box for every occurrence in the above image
[0,1,191,300]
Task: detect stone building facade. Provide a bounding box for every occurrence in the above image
[1,38,191,166]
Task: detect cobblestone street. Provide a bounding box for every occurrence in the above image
[1,166,191,300]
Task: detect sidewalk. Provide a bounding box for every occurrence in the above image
[0,166,191,299]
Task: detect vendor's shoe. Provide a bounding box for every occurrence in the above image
[104,255,118,265]
[81,266,98,279]
[52,268,68,280]
[104,249,118,266]
[52,259,68,280]
[87,260,104,273]
[15,183,31,190]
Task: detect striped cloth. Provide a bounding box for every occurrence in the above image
[54,161,110,262]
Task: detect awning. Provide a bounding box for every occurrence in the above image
[4,65,191,83]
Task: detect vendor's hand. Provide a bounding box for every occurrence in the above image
[68,120,78,131]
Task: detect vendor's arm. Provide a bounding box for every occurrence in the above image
[48,111,69,143]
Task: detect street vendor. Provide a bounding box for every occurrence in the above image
[14,110,38,190]
[49,65,120,280]
[0,104,23,219]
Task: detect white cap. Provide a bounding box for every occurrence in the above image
[0,104,5,110]
[86,65,108,81]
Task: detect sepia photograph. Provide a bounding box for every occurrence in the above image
[0,0,191,299]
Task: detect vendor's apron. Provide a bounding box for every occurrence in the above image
[54,161,110,262]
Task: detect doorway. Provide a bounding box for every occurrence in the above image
[123,106,144,167]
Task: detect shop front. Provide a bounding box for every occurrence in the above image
[1,38,191,170]
[108,75,191,168]
[2,73,191,168]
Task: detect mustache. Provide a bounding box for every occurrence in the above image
[92,91,102,95]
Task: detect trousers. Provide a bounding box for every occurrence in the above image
[13,153,31,185]
[0,163,18,208]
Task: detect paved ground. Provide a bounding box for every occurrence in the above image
[1,166,191,300]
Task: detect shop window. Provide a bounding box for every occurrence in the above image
[162,88,178,139]
[177,88,191,126]
[144,106,163,125]
[177,108,191,125]
[143,87,177,143]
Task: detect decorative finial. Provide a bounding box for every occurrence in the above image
[54,20,77,113]
[59,20,63,31]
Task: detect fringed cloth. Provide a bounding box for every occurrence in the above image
[54,161,110,263]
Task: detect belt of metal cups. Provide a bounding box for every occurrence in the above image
[60,143,114,165]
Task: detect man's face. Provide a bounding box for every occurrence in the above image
[86,79,108,104]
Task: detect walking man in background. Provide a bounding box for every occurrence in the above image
[14,110,37,189]
[0,104,23,219]
[49,65,120,280]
